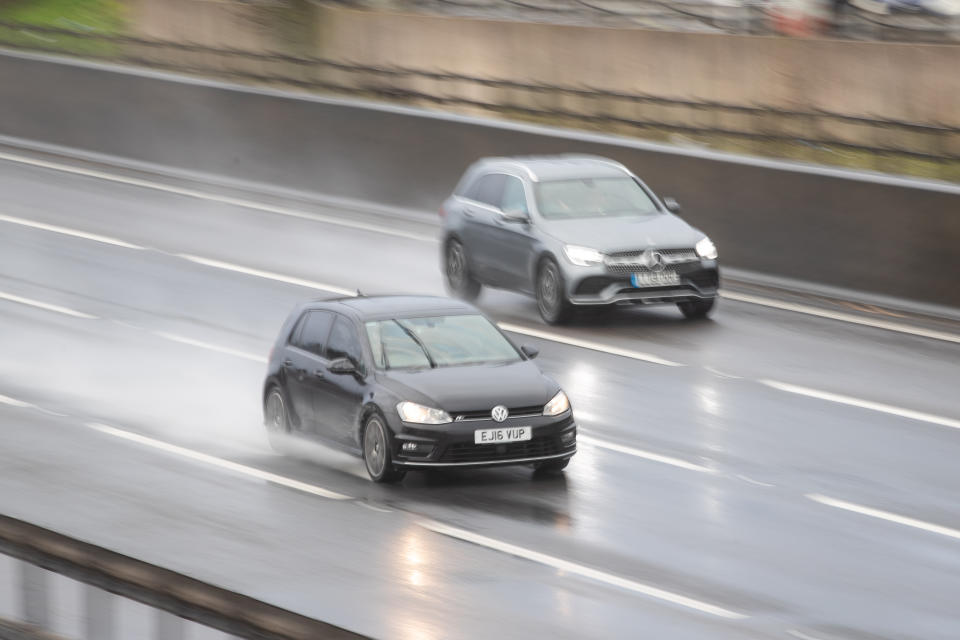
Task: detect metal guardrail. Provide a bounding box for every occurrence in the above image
[0,21,956,166]
[0,515,367,640]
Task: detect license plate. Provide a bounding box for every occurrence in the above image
[475,426,532,445]
[631,271,680,288]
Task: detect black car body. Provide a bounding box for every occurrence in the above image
[440,154,719,324]
[262,295,576,482]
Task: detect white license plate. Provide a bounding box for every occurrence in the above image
[631,271,680,287]
[474,426,532,445]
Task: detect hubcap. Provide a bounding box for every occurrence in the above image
[447,244,465,288]
[365,420,386,477]
[266,392,285,433]
[539,264,559,312]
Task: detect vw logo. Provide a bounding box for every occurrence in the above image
[641,248,666,272]
[491,405,509,422]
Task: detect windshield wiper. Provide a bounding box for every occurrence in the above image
[393,320,437,369]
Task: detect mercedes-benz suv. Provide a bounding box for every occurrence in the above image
[440,155,719,324]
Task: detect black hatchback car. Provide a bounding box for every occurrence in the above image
[262,295,576,482]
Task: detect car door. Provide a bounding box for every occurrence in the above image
[489,175,538,292]
[314,314,369,448]
[459,173,506,283]
[283,310,334,436]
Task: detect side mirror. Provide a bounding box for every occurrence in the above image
[663,197,681,214]
[520,344,539,359]
[502,208,530,223]
[328,357,357,375]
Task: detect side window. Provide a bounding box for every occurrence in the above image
[500,176,528,214]
[465,174,507,208]
[326,316,364,369]
[293,311,334,357]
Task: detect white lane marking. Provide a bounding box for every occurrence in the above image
[786,631,834,640]
[578,434,712,474]
[0,394,32,408]
[86,423,351,500]
[0,291,98,319]
[761,379,960,431]
[498,322,682,367]
[808,494,960,541]
[419,520,747,619]
[0,151,436,243]
[177,255,358,296]
[721,290,960,345]
[704,366,742,380]
[153,332,268,363]
[736,474,776,488]
[0,212,145,250]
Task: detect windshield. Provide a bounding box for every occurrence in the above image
[535,177,660,219]
[365,314,521,370]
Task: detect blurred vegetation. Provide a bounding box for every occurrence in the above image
[0,0,125,56]
[0,0,125,32]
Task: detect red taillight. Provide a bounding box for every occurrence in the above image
[269,346,274,361]
[438,206,446,219]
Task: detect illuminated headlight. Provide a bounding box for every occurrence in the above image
[543,390,571,416]
[397,401,452,425]
[563,245,604,267]
[695,237,718,260]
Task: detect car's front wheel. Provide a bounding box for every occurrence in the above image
[677,297,716,320]
[264,387,290,453]
[362,414,406,483]
[444,239,481,301]
[536,258,573,325]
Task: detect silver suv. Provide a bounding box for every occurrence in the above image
[439,155,719,324]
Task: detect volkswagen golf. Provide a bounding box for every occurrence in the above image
[440,155,719,324]
[262,295,576,483]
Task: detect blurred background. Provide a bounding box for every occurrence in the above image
[0,1,958,640]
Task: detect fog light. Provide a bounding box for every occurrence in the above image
[561,429,576,443]
[402,442,419,451]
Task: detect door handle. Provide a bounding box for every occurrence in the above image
[283,359,293,366]
[464,208,475,218]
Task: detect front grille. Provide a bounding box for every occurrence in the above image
[604,248,699,274]
[439,434,574,463]
[453,405,543,422]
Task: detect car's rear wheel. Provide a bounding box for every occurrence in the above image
[444,239,481,301]
[362,414,406,483]
[536,258,573,325]
[677,297,716,320]
[264,387,290,453]
[533,458,570,474]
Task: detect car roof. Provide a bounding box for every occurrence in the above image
[306,295,480,321]
[472,154,631,182]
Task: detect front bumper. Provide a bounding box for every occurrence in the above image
[391,412,577,468]
[564,260,719,306]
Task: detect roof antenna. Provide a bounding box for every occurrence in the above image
[355,289,364,297]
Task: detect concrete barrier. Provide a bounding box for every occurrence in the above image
[0,51,957,307]
[0,515,367,640]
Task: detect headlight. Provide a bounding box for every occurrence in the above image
[563,245,604,267]
[543,390,570,416]
[396,401,452,424]
[695,237,718,260]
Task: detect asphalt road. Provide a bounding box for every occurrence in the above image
[1,146,959,640]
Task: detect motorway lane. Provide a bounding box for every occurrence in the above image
[1,155,960,637]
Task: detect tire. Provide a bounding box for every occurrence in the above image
[362,414,406,483]
[536,258,573,325]
[533,458,570,474]
[677,297,716,320]
[264,387,291,453]
[444,239,481,301]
